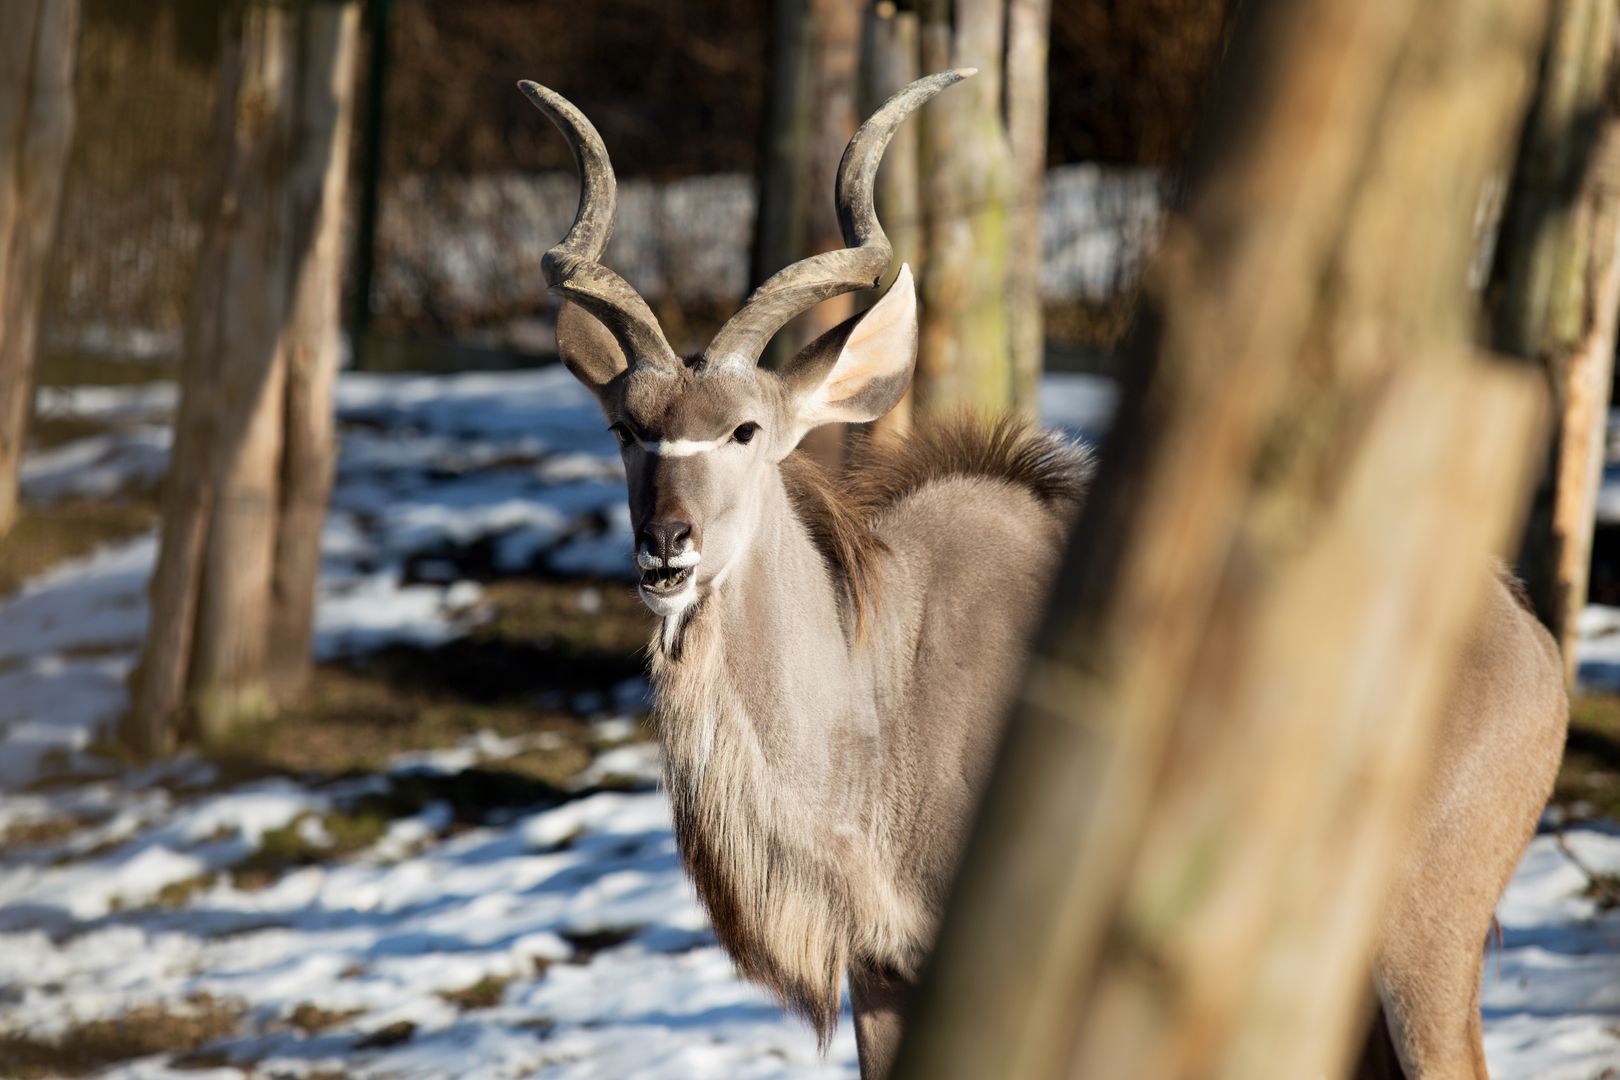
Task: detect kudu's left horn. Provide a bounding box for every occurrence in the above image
[518,80,680,372]
[703,68,975,371]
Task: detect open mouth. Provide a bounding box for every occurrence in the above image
[640,566,693,594]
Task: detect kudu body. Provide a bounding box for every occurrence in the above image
[522,72,1568,1080]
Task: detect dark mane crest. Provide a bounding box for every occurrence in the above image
[782,415,1093,634]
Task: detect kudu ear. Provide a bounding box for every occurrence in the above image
[557,301,629,399]
[779,263,917,446]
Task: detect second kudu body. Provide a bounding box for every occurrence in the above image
[522,72,1568,1079]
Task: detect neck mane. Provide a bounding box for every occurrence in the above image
[650,458,864,1041]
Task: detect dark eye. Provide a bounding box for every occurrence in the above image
[732,422,759,445]
[609,423,635,448]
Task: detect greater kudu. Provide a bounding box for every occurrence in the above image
[521,71,1568,1080]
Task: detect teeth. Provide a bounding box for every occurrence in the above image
[643,567,690,590]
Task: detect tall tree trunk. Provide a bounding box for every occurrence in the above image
[124,18,247,756]
[752,0,814,367]
[184,0,301,741]
[1004,0,1050,414]
[893,0,1548,1075]
[0,0,78,539]
[1493,0,1620,685]
[771,0,1048,430]
[753,0,863,463]
[126,1,358,753]
[752,0,861,366]
[863,0,921,438]
[798,0,864,464]
[915,0,1015,418]
[268,1,360,704]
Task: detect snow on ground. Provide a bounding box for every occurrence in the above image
[1483,826,1620,1080]
[3,368,1616,1078]
[0,749,858,1078]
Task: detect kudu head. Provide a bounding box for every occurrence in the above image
[521,70,971,617]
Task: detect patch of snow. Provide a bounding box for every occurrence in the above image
[21,427,172,502]
[32,382,177,423]
[0,535,156,662]
[0,779,855,1078]
[1577,605,1620,690]
[315,571,481,659]
[1482,828,1620,1078]
[1039,372,1118,442]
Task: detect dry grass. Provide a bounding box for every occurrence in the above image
[0,814,97,849]
[284,1002,364,1035]
[356,1019,416,1049]
[439,975,514,1011]
[478,578,650,655]
[0,499,156,598]
[35,349,173,388]
[208,578,651,781]
[151,872,219,909]
[0,994,243,1078]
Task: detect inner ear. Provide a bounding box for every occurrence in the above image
[779,263,918,441]
[557,301,629,396]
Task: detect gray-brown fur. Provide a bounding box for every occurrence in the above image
[782,415,1088,637]
[1358,571,1567,1079]
[647,420,1082,1042]
[529,74,1569,1080]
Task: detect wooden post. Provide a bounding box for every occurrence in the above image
[0,0,78,539]
[1493,0,1620,685]
[126,0,358,753]
[891,0,1549,1076]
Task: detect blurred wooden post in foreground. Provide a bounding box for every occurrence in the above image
[0,0,79,539]
[1494,0,1620,686]
[891,0,1549,1077]
[125,0,359,754]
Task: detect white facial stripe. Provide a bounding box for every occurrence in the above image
[643,437,727,457]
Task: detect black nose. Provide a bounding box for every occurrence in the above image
[640,521,692,561]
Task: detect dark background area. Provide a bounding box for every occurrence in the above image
[77,0,1231,178]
